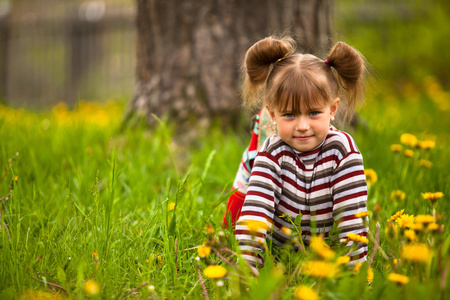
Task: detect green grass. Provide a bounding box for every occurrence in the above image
[0,92,449,299]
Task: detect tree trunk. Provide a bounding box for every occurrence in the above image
[124,0,333,128]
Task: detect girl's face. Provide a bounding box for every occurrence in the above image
[269,98,339,152]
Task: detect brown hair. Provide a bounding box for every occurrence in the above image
[242,37,367,121]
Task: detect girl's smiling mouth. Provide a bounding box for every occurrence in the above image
[294,136,312,141]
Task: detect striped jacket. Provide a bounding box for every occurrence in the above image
[235,127,368,266]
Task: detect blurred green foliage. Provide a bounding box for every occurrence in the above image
[335,0,450,92]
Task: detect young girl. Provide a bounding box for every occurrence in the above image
[224,36,369,267]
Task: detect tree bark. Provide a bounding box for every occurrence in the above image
[124,0,333,128]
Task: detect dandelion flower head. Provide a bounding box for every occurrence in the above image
[347,233,369,244]
[364,169,378,185]
[415,214,435,224]
[390,144,403,152]
[310,236,335,260]
[419,140,435,149]
[294,285,319,300]
[355,211,370,218]
[203,265,227,279]
[241,220,269,234]
[401,244,433,264]
[367,268,374,282]
[388,209,405,223]
[404,149,414,158]
[197,245,211,258]
[400,133,417,147]
[388,273,409,285]
[84,279,100,296]
[395,214,415,229]
[301,260,337,278]
[421,192,444,203]
[404,230,416,241]
[336,256,350,265]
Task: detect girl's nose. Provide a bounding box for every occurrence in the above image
[295,117,309,131]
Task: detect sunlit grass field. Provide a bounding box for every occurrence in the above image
[0,78,449,299]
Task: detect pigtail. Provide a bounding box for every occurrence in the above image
[242,36,295,110]
[326,42,367,120]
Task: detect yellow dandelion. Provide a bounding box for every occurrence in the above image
[390,144,403,152]
[388,209,405,223]
[395,214,415,229]
[415,214,435,224]
[400,133,417,147]
[301,260,337,278]
[404,230,416,241]
[390,190,406,201]
[364,169,377,185]
[347,233,368,244]
[168,202,176,211]
[353,262,363,275]
[205,224,215,235]
[421,192,444,203]
[418,159,433,169]
[203,265,227,279]
[294,285,319,300]
[419,140,435,150]
[388,273,409,285]
[410,223,424,231]
[310,236,335,260]
[242,220,269,234]
[404,149,414,158]
[401,244,433,264]
[355,211,370,218]
[197,245,211,258]
[336,256,350,265]
[367,268,374,282]
[281,226,292,236]
[426,223,441,232]
[83,279,100,296]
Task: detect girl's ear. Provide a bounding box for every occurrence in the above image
[330,97,340,116]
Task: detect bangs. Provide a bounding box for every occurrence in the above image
[274,71,330,113]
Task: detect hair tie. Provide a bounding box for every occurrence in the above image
[324,59,329,65]
[274,58,283,65]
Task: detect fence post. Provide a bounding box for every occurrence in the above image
[67,1,105,105]
[0,1,11,104]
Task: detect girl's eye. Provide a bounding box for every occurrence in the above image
[284,113,295,118]
[310,111,320,116]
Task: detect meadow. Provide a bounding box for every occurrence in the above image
[0,75,449,299]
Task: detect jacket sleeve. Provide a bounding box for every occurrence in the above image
[235,151,282,267]
[331,151,369,263]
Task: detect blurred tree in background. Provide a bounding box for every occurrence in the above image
[123,0,334,128]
